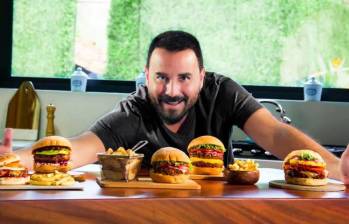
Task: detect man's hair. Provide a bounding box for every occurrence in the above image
[146,31,203,70]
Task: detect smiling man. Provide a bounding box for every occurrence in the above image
[1,30,348,183]
[146,48,205,132]
[88,31,263,167]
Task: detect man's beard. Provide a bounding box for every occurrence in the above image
[150,93,198,125]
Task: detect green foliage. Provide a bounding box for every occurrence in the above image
[12,0,76,78]
[138,0,349,87]
[105,0,141,80]
[12,0,349,88]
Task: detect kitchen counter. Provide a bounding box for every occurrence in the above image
[0,165,348,223]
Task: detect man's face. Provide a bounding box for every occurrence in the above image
[145,48,205,125]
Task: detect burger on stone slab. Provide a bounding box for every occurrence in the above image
[0,153,29,185]
[150,147,190,184]
[31,136,72,173]
[283,149,328,186]
[187,135,225,175]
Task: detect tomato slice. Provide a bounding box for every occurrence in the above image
[285,164,324,174]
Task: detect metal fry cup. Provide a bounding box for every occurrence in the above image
[97,153,144,182]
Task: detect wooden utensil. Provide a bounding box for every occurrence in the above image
[6,81,40,140]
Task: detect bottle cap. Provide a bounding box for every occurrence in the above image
[306,75,322,85]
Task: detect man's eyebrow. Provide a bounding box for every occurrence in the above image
[155,72,168,76]
[178,72,192,77]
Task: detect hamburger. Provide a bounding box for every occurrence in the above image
[31,136,72,173]
[150,147,190,184]
[0,153,29,185]
[187,135,225,175]
[283,149,328,186]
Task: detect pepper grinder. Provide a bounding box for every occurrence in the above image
[46,104,56,136]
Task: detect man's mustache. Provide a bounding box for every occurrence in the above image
[159,95,187,103]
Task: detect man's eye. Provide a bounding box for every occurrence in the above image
[179,76,190,81]
[156,75,166,81]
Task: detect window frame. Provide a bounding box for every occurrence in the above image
[1,0,348,101]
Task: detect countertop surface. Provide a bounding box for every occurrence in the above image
[0,164,347,201]
[1,165,348,224]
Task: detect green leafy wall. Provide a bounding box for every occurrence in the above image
[12,0,76,78]
[11,0,349,88]
[106,0,141,80]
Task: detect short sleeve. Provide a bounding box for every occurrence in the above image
[219,79,262,129]
[89,110,140,150]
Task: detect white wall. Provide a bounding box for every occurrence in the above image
[0,88,127,138]
[1,88,348,146]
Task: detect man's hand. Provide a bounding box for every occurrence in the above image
[340,144,349,185]
[0,128,13,154]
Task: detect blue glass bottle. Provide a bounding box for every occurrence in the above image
[304,76,322,101]
[71,67,88,92]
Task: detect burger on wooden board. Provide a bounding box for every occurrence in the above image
[31,136,72,173]
[283,149,328,186]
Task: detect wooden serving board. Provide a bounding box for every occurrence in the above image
[97,177,201,190]
[190,173,224,180]
[269,180,345,192]
[0,183,83,190]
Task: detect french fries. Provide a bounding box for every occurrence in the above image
[30,171,75,186]
[106,147,137,156]
[228,159,259,171]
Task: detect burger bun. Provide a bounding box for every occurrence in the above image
[34,162,72,173]
[32,136,72,153]
[151,147,190,164]
[285,176,328,186]
[187,135,225,152]
[191,166,223,175]
[149,170,189,184]
[0,153,20,166]
[0,176,30,185]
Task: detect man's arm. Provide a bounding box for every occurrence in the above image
[243,108,341,180]
[68,131,105,168]
[2,130,105,170]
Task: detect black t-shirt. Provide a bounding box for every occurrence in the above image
[90,72,262,167]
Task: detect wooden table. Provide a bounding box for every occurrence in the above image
[0,165,348,224]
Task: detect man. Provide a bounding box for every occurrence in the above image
[1,31,348,183]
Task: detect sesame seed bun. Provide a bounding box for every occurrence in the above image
[31,136,72,153]
[283,149,324,166]
[0,153,20,166]
[151,147,190,164]
[187,135,226,152]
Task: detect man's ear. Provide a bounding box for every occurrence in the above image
[144,66,150,86]
[199,68,205,90]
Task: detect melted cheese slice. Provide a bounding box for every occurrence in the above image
[300,171,319,178]
[289,158,325,167]
[190,157,223,165]
[0,166,26,171]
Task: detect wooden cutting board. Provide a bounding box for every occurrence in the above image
[0,183,83,190]
[190,173,224,180]
[97,177,201,190]
[269,180,345,192]
[6,81,40,140]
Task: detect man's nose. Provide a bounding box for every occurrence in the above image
[165,80,181,97]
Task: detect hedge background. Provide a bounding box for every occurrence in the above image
[11,0,349,88]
